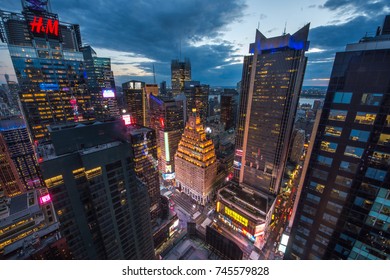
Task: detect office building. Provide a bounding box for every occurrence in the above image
[145,84,159,97]
[81,45,119,119]
[0,117,43,191]
[0,188,63,259]
[175,111,217,205]
[39,120,155,259]
[233,25,310,195]
[184,81,209,124]
[289,129,306,164]
[0,1,92,142]
[126,124,161,223]
[171,58,191,96]
[221,89,237,131]
[216,182,275,243]
[286,17,390,260]
[122,80,147,126]
[149,95,184,184]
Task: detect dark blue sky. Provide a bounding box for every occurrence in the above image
[0,0,389,87]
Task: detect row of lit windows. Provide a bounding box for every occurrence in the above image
[333,92,383,106]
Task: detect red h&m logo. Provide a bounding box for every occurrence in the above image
[30,16,59,36]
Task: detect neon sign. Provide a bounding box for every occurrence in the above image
[30,16,59,36]
[102,89,115,98]
[224,206,248,227]
[39,193,52,205]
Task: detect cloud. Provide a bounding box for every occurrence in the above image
[45,0,246,86]
[304,15,385,86]
[321,0,389,17]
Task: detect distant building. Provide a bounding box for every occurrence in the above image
[160,81,167,97]
[289,129,305,164]
[171,58,191,96]
[175,111,217,205]
[145,84,159,97]
[122,80,147,126]
[184,81,209,124]
[220,89,237,131]
[39,120,155,259]
[81,45,118,119]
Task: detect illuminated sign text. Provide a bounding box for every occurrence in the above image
[224,206,248,227]
[30,16,59,36]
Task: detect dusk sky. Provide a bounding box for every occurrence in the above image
[0,0,389,87]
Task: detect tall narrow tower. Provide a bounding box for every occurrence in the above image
[234,25,310,195]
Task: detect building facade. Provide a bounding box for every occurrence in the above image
[126,124,161,224]
[234,25,310,195]
[171,58,191,96]
[149,95,184,184]
[39,120,155,259]
[286,17,390,260]
[0,117,43,192]
[122,80,147,126]
[81,45,118,119]
[175,112,217,205]
[0,1,92,142]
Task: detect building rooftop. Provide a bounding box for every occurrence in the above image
[0,191,39,226]
[218,182,275,218]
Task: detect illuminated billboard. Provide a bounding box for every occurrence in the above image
[39,193,52,205]
[224,206,248,227]
[122,114,132,125]
[39,83,59,91]
[102,89,115,98]
[162,173,175,180]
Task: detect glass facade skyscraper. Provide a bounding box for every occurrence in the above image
[234,25,310,195]
[286,16,390,260]
[0,2,92,143]
[171,58,191,97]
[39,120,155,259]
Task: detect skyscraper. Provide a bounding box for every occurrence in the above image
[148,95,184,184]
[234,25,310,194]
[286,16,390,260]
[122,80,147,126]
[184,81,209,124]
[126,124,161,224]
[0,1,92,142]
[175,111,217,205]
[220,89,237,131]
[39,120,155,259]
[80,45,118,119]
[171,58,191,96]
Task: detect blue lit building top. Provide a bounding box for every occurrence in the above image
[249,24,310,54]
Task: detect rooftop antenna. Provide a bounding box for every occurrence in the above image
[283,22,287,35]
[257,21,260,30]
[153,64,156,84]
[179,37,182,61]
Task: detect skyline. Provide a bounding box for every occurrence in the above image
[0,0,389,87]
